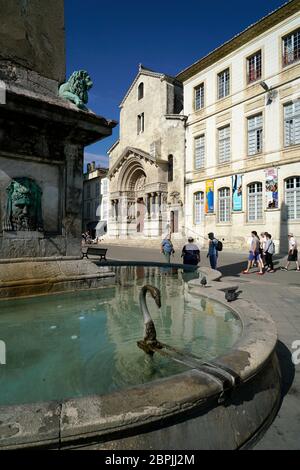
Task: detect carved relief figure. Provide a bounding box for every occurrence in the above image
[169,191,183,206]
[4,178,43,232]
[135,175,146,192]
[59,71,93,110]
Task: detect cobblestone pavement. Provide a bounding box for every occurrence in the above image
[100,243,300,450]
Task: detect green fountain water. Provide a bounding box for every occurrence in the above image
[0,266,242,406]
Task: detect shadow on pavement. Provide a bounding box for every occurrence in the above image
[276,340,295,399]
[218,261,246,277]
[218,255,284,278]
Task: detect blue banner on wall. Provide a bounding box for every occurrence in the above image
[232,174,243,211]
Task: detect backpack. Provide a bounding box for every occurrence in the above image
[267,241,275,255]
[216,239,223,252]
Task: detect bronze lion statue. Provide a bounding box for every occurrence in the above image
[59,70,93,110]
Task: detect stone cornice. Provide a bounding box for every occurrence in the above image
[177,0,300,83]
[1,87,117,147]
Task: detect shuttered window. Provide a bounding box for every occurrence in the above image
[283,29,300,66]
[95,182,100,198]
[247,51,262,83]
[194,83,204,110]
[248,114,263,155]
[284,101,300,146]
[248,183,263,222]
[218,188,231,223]
[102,179,108,196]
[195,135,205,169]
[218,69,230,99]
[94,201,98,217]
[194,192,204,225]
[218,125,230,164]
[285,177,300,220]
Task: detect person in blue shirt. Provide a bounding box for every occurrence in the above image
[207,232,218,270]
[161,236,174,263]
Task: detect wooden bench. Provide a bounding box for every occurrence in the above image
[82,247,108,261]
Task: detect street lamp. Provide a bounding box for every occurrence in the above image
[260,81,277,104]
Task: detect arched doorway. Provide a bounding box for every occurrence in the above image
[132,173,146,234]
[170,210,179,234]
[136,198,145,232]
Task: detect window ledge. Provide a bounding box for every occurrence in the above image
[194,107,205,114]
[246,79,262,88]
[194,168,205,173]
[283,144,300,152]
[217,162,231,168]
[217,95,231,102]
[282,59,300,71]
[247,152,263,158]
[244,220,264,225]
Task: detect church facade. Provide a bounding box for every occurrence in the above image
[108,65,187,239]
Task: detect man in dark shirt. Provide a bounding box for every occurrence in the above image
[181,237,200,265]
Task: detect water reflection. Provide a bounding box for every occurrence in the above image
[0,266,241,406]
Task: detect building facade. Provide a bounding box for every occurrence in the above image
[100,176,109,234]
[178,0,300,251]
[177,2,300,249]
[83,163,108,238]
[108,65,187,239]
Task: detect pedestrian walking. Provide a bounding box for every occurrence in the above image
[281,233,300,271]
[243,231,264,275]
[260,232,267,267]
[207,232,219,270]
[161,236,174,264]
[264,233,275,272]
[181,237,200,266]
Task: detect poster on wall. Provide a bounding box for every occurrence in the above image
[205,180,214,213]
[265,168,278,209]
[232,174,243,211]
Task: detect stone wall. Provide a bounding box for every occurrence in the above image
[0,0,65,84]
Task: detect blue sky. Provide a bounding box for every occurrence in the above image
[65,0,288,169]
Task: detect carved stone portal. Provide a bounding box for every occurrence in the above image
[4,178,44,232]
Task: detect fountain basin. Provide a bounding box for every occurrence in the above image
[0,265,280,450]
